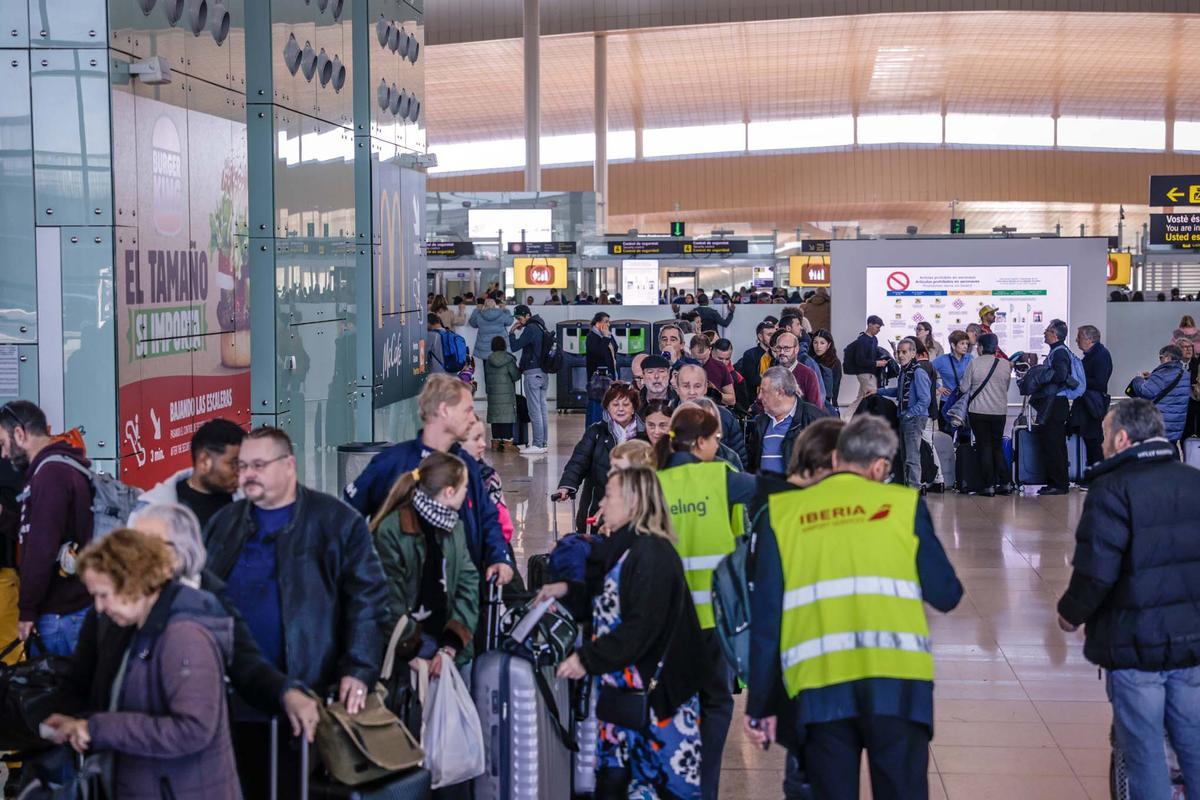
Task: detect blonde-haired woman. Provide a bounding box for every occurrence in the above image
[537,467,705,799]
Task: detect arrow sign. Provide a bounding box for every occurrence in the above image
[1149,175,1200,207]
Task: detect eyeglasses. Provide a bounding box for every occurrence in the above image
[0,403,24,430]
[235,454,289,473]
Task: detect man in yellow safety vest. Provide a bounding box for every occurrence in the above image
[744,414,962,799]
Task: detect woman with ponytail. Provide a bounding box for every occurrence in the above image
[370,451,480,678]
[655,405,758,800]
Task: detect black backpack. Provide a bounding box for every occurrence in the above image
[533,322,562,374]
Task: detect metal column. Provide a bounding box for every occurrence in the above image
[523,0,540,191]
[594,33,608,230]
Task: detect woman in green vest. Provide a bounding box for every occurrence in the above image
[655,406,758,800]
[369,451,481,680]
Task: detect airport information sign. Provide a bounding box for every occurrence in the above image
[1149,175,1200,207]
[1150,213,1200,248]
[606,239,749,256]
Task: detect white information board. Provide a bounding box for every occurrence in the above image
[865,265,1070,356]
[622,260,660,306]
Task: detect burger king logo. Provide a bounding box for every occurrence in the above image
[151,116,184,237]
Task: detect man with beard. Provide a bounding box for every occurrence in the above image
[0,401,92,655]
[135,417,245,529]
[638,354,681,409]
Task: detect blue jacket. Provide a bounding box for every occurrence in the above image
[878,362,932,422]
[1018,341,1072,420]
[509,315,548,372]
[343,436,512,570]
[468,306,514,356]
[1132,361,1190,442]
[745,477,962,730]
[931,352,973,393]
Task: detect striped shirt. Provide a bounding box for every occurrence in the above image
[760,401,797,474]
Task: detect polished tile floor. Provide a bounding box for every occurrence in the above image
[487,410,1109,800]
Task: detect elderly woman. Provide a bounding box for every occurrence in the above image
[554,382,646,532]
[1177,337,1200,439]
[43,529,241,799]
[50,503,317,741]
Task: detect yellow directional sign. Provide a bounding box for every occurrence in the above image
[1168,187,1185,203]
[1150,175,1200,207]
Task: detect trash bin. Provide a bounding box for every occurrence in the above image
[337,442,390,493]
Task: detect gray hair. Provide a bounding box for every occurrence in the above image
[761,365,799,398]
[1108,399,1164,443]
[1160,344,1183,362]
[683,397,721,421]
[1077,325,1101,344]
[836,415,899,467]
[128,502,207,580]
[965,323,982,336]
[1048,319,1069,343]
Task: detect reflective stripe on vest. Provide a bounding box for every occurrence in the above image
[770,474,932,698]
[658,460,736,629]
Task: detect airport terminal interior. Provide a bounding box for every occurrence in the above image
[2,0,1200,798]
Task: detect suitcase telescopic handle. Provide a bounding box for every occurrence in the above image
[269,715,310,800]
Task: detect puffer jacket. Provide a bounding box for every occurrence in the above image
[1131,361,1190,442]
[468,305,514,356]
[557,420,645,532]
[86,582,240,800]
[1057,439,1200,671]
[484,350,521,424]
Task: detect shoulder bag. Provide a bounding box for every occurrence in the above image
[595,585,683,730]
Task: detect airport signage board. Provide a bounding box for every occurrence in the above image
[789,255,830,287]
[425,241,475,257]
[513,257,568,289]
[1150,213,1200,248]
[800,239,830,253]
[506,241,577,255]
[1149,175,1200,207]
[606,239,749,256]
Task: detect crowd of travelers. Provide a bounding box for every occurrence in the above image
[0,288,1197,800]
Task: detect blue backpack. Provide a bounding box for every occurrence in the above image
[437,329,469,373]
[1059,348,1086,401]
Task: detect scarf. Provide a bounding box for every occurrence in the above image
[412,488,457,533]
[607,415,641,445]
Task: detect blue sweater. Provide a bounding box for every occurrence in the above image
[746,479,962,730]
[932,352,973,393]
[344,435,512,570]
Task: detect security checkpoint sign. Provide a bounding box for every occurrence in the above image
[1150,213,1200,248]
[1149,175,1200,207]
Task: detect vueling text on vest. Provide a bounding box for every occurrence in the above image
[670,498,709,516]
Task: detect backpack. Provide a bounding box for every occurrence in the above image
[1058,348,1087,401]
[711,534,754,683]
[842,338,862,375]
[534,322,563,374]
[436,329,469,374]
[26,456,142,569]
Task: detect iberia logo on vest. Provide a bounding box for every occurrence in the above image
[799,503,892,525]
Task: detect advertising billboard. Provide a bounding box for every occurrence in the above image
[789,255,830,287]
[374,160,426,408]
[866,265,1070,356]
[513,257,568,289]
[114,90,251,488]
[621,260,659,305]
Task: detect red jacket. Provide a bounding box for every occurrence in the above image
[18,441,92,620]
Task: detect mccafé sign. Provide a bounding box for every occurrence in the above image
[514,257,568,289]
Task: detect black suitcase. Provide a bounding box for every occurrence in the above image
[955,438,984,493]
[525,494,573,592]
[512,395,530,447]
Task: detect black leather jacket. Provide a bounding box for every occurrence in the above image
[204,485,389,693]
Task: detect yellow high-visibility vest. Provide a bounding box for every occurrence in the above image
[770,474,932,698]
[658,460,737,629]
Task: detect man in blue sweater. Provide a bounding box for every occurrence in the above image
[872,338,932,489]
[345,374,514,584]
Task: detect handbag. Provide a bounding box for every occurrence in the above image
[595,592,682,730]
[587,367,614,402]
[0,636,73,752]
[311,684,424,787]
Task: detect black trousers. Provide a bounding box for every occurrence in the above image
[1036,396,1071,491]
[490,422,512,440]
[698,629,734,800]
[969,412,1009,489]
[803,716,930,800]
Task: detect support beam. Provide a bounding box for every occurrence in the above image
[523,0,540,191]
[594,33,607,231]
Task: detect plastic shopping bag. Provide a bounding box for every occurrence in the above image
[422,652,485,789]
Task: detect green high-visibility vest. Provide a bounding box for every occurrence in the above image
[658,461,737,629]
[770,473,933,698]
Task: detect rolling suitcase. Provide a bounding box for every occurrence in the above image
[472,586,576,800]
[1183,436,1200,469]
[955,436,984,494]
[932,430,956,486]
[526,494,574,592]
[572,679,599,796]
[268,717,432,800]
[1012,423,1044,487]
[512,395,530,447]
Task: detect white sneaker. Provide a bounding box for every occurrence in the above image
[520,445,548,455]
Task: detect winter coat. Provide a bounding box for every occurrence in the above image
[558,420,645,532]
[1071,343,1114,440]
[468,306,514,356]
[204,485,389,694]
[436,305,467,331]
[58,572,293,721]
[17,440,93,620]
[1057,439,1200,671]
[371,502,481,665]
[696,304,735,334]
[585,329,618,378]
[484,351,521,424]
[345,437,512,572]
[509,315,550,372]
[746,400,828,474]
[1131,361,1191,442]
[1017,341,1072,421]
[86,582,240,800]
[799,292,830,334]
